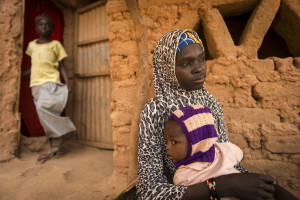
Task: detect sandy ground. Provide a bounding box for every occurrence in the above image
[0,139,128,200]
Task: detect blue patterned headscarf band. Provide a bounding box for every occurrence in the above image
[176,31,202,53]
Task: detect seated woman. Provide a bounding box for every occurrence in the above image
[136,29,295,200]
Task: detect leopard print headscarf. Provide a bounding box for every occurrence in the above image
[137,29,231,199]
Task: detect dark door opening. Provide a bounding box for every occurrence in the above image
[20,0,64,137]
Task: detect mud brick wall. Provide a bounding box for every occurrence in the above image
[206,57,300,196]
[106,0,300,197]
[0,0,23,161]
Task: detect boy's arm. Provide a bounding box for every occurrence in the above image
[21,69,31,77]
[59,60,71,93]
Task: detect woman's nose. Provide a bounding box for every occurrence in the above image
[191,63,201,74]
[192,61,205,74]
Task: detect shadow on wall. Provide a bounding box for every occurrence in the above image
[196,12,293,60]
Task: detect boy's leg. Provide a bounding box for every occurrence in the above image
[49,137,63,156]
[36,137,60,163]
[37,136,69,163]
[49,136,70,157]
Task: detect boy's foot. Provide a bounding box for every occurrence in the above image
[36,153,51,164]
[55,147,70,155]
[36,147,70,164]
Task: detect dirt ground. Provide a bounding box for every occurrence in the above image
[0,137,128,200]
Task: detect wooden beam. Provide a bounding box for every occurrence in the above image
[77,36,108,46]
[76,0,107,14]
[74,71,110,78]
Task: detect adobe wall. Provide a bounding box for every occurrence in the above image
[107,0,300,197]
[0,0,23,161]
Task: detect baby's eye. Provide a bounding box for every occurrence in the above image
[182,62,190,67]
[171,140,177,145]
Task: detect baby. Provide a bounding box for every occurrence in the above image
[164,105,243,199]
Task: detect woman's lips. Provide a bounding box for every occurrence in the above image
[193,76,205,83]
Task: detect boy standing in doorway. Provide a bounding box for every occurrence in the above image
[23,14,76,163]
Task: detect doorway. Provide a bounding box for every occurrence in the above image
[20,0,64,137]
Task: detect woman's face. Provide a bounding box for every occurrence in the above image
[164,120,188,164]
[175,43,206,91]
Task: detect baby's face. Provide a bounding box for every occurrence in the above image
[35,18,53,37]
[175,43,206,91]
[164,120,188,164]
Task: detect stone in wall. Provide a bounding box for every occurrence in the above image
[264,135,300,153]
[253,81,299,98]
[232,88,256,108]
[112,125,131,175]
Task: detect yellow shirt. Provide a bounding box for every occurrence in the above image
[26,40,67,87]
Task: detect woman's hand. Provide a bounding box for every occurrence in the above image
[217,173,275,200]
[183,173,275,200]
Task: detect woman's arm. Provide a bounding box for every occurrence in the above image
[183,173,275,200]
[273,184,298,200]
[136,101,187,200]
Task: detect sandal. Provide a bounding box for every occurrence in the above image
[36,153,51,164]
[36,147,70,164]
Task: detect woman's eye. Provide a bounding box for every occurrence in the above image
[198,56,205,62]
